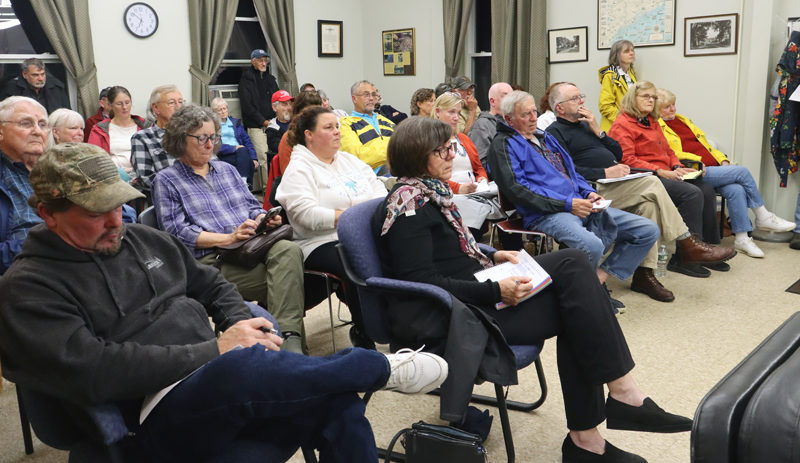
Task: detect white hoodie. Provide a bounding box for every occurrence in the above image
[275,144,387,259]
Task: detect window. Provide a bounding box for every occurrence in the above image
[469,0,491,109]
[210,0,270,87]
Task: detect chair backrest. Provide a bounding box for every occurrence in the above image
[336,198,391,343]
[138,206,158,228]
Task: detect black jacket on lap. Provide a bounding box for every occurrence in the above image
[546,117,624,181]
[238,66,278,129]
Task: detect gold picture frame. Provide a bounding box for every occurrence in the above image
[382,28,415,76]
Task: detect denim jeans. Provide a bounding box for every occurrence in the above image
[531,208,659,280]
[137,346,389,462]
[217,146,255,187]
[702,165,765,233]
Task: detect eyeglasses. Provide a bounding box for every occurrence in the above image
[432,140,457,159]
[556,94,585,105]
[161,99,184,108]
[0,119,49,131]
[637,94,658,101]
[187,133,220,145]
[356,92,380,99]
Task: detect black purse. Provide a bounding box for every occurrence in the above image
[215,224,293,269]
[384,421,488,463]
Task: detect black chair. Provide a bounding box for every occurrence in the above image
[335,198,547,463]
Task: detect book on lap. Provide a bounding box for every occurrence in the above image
[474,249,552,309]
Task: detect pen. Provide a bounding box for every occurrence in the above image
[259,326,279,336]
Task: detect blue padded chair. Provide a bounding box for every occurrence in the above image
[14,303,318,463]
[335,198,547,463]
[137,206,157,228]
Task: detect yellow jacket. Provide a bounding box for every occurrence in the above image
[598,65,636,132]
[339,114,395,169]
[658,114,728,165]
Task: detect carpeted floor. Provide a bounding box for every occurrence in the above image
[2,237,798,463]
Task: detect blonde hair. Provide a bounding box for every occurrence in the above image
[656,88,676,107]
[47,108,85,149]
[619,81,659,119]
[430,92,463,119]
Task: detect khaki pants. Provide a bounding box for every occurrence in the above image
[248,127,269,192]
[200,240,305,337]
[597,175,688,268]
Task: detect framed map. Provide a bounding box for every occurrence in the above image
[597,0,676,49]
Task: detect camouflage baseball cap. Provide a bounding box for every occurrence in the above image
[30,143,144,213]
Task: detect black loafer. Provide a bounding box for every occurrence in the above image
[348,325,376,350]
[562,435,646,463]
[667,257,710,278]
[605,395,692,433]
[702,261,730,271]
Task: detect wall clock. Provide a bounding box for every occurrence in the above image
[124,2,158,39]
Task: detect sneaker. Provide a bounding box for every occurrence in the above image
[383,347,448,394]
[602,283,626,314]
[734,236,765,258]
[755,213,795,232]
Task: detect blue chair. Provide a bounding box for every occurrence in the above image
[137,206,157,228]
[335,198,547,463]
[13,303,318,463]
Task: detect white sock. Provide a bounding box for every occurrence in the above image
[734,232,749,242]
[753,205,771,222]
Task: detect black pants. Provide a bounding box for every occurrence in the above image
[659,177,720,244]
[217,147,255,187]
[305,241,366,332]
[477,248,634,430]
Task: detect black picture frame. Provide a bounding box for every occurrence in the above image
[548,26,589,63]
[597,0,676,49]
[317,20,343,58]
[684,13,738,57]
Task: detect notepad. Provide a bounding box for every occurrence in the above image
[682,170,703,180]
[596,171,653,184]
[474,249,552,309]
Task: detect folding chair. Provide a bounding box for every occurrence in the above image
[489,190,557,255]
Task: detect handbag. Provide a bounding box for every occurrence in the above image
[215,224,293,269]
[384,421,488,463]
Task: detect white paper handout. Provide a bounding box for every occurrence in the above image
[474,249,552,309]
[595,171,653,184]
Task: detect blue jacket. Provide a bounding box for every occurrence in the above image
[218,116,257,160]
[488,121,595,229]
[0,169,23,275]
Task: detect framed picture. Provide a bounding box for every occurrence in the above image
[382,28,415,76]
[789,17,800,38]
[548,26,588,63]
[684,13,738,57]
[597,0,675,49]
[317,20,343,57]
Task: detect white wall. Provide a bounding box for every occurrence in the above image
[88,0,192,117]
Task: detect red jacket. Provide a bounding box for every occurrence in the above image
[84,107,107,142]
[608,112,681,171]
[87,116,147,153]
[448,133,489,192]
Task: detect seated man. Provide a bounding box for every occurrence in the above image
[546,83,736,294]
[339,80,395,170]
[0,142,448,462]
[468,81,513,171]
[488,90,659,310]
[211,96,257,188]
[452,76,481,134]
[265,90,293,161]
[84,86,111,142]
[130,84,184,191]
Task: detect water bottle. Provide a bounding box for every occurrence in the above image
[656,244,668,278]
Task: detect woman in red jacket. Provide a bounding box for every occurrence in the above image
[87,86,146,182]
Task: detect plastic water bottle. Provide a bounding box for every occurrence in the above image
[656,244,668,278]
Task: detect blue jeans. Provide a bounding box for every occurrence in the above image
[531,208,659,280]
[218,146,256,187]
[794,191,800,233]
[702,165,765,233]
[137,346,389,462]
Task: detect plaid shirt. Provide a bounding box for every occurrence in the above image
[131,125,174,191]
[0,152,42,240]
[152,160,266,258]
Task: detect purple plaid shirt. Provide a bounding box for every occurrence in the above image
[152,160,267,258]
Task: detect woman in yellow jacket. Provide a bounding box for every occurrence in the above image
[657,88,795,258]
[598,40,636,131]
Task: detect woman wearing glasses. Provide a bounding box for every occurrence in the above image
[598,40,637,132]
[609,81,735,276]
[87,86,146,182]
[151,104,307,354]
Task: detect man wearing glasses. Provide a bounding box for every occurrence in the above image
[239,49,279,191]
[0,96,48,274]
[339,80,395,171]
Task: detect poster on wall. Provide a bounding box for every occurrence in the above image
[597,0,675,49]
[382,28,415,76]
[684,13,738,57]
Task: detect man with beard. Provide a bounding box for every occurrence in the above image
[0,96,48,274]
[266,90,293,161]
[0,59,69,113]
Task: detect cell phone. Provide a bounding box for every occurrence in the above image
[255,206,282,234]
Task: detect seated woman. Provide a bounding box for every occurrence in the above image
[657,88,795,257]
[598,40,637,132]
[609,81,736,276]
[316,89,348,119]
[276,106,388,349]
[375,116,692,462]
[87,86,147,182]
[210,97,257,188]
[151,104,306,353]
[410,87,435,118]
[275,90,324,178]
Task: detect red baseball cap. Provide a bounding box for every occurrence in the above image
[271,90,294,104]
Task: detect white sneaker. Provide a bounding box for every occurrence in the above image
[383,346,448,394]
[755,213,796,232]
[735,236,765,258]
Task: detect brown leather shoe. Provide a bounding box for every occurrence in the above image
[631,267,675,302]
[676,235,736,265]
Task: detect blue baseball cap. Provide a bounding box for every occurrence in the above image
[250,49,268,59]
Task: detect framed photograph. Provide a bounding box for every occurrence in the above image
[684,14,738,57]
[597,0,675,49]
[789,17,800,38]
[317,20,343,57]
[548,26,588,63]
[382,28,415,76]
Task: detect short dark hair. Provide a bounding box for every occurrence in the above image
[287,106,333,148]
[162,104,221,158]
[409,88,434,115]
[387,116,452,178]
[28,195,73,213]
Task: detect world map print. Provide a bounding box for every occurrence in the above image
[598,0,675,49]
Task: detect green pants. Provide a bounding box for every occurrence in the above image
[200,240,305,338]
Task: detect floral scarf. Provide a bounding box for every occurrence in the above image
[381,176,492,269]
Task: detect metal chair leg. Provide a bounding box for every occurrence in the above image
[495,383,515,463]
[16,387,33,455]
[301,446,319,463]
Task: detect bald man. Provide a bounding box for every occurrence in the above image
[468,82,513,171]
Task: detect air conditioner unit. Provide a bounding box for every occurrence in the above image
[208,84,241,119]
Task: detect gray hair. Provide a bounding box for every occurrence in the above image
[0,96,46,122]
[316,89,328,101]
[147,84,180,120]
[608,40,634,67]
[162,104,221,159]
[47,108,85,149]
[350,80,374,96]
[499,90,534,116]
[548,83,575,112]
[210,97,227,110]
[22,58,44,72]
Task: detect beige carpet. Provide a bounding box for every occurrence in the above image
[2,237,798,463]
